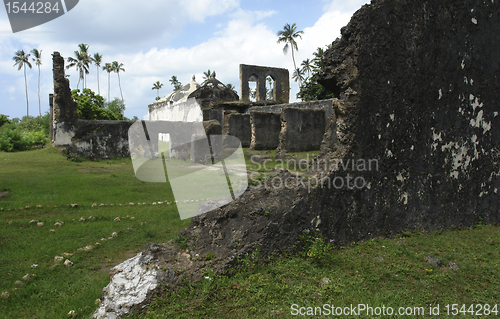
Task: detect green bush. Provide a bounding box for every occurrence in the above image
[0,115,49,152]
[0,124,25,151]
[0,114,11,127]
[72,89,126,120]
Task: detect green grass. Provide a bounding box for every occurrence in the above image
[3,147,499,318]
[0,147,189,318]
[133,226,500,318]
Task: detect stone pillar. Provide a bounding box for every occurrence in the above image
[52,51,78,124]
[49,93,54,143]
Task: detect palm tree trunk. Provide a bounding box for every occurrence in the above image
[291,46,301,87]
[97,67,100,95]
[108,73,110,102]
[37,64,41,116]
[117,72,124,119]
[24,64,29,118]
[118,73,124,101]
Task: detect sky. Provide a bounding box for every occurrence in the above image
[0,0,370,120]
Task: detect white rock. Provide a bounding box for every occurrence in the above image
[37,222,44,227]
[64,259,74,267]
[92,253,158,319]
[54,256,64,263]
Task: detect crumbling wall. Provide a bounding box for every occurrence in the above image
[239,64,289,103]
[95,1,500,316]
[249,111,281,150]
[66,120,133,158]
[249,98,335,119]
[52,52,134,158]
[225,113,251,148]
[277,108,326,153]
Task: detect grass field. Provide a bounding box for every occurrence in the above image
[1,147,500,318]
[0,147,189,318]
[134,225,500,318]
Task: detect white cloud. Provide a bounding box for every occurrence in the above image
[0,0,370,119]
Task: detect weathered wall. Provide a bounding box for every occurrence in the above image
[148,98,203,143]
[225,113,251,148]
[249,111,281,150]
[277,108,326,153]
[249,98,335,119]
[313,0,500,243]
[52,52,134,159]
[239,64,289,103]
[95,1,500,316]
[64,120,134,158]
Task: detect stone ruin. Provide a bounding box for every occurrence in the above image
[239,64,289,103]
[93,0,500,317]
[50,52,134,158]
[51,49,335,160]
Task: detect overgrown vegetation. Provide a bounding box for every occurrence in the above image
[0,114,49,152]
[132,225,500,318]
[71,89,126,120]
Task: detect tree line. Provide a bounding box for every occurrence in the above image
[277,23,335,101]
[12,44,126,119]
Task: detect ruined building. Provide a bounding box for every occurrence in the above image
[93,0,500,317]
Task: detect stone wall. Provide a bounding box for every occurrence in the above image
[249,111,281,150]
[248,98,335,119]
[95,1,500,316]
[277,108,326,153]
[51,52,134,159]
[239,64,289,103]
[225,113,251,148]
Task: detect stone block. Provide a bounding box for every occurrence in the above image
[277,108,326,153]
[249,111,281,150]
[225,113,251,148]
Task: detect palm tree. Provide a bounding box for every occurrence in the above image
[112,61,125,117]
[169,75,178,86]
[292,68,305,84]
[152,81,163,99]
[170,76,182,91]
[301,58,313,79]
[102,63,113,101]
[31,49,42,116]
[78,44,91,88]
[277,23,304,86]
[266,77,274,100]
[66,44,90,90]
[92,53,103,95]
[202,69,214,84]
[313,47,324,70]
[226,83,237,95]
[13,50,32,117]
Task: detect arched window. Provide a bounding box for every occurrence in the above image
[248,74,258,102]
[266,75,275,101]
